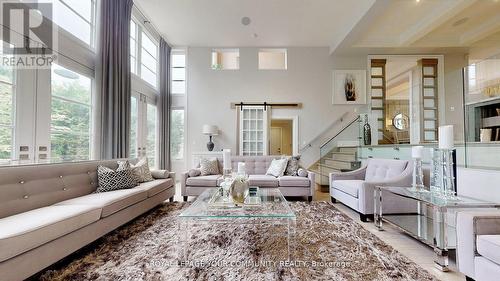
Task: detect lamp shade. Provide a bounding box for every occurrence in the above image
[202,125,219,135]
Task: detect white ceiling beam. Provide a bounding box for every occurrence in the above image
[460,15,500,45]
[399,0,477,46]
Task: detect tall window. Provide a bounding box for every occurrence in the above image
[53,0,96,46]
[130,20,138,75]
[170,109,184,160]
[0,62,15,161]
[171,51,186,94]
[130,19,159,88]
[146,104,157,167]
[50,64,92,161]
[130,96,138,158]
[140,32,159,88]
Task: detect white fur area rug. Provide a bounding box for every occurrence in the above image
[39,202,437,281]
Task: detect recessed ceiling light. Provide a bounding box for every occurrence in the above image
[452,17,469,27]
[241,17,251,26]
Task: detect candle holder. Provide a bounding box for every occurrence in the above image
[430,148,442,195]
[441,149,457,199]
[410,158,425,192]
[430,148,457,199]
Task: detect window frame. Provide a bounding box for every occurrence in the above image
[0,68,16,162]
[130,19,139,75]
[211,48,240,70]
[49,64,94,161]
[171,49,186,95]
[258,48,288,70]
[170,48,187,165]
[130,16,160,90]
[54,0,97,49]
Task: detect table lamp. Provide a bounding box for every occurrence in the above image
[202,125,219,151]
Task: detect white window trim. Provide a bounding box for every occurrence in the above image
[131,10,161,91]
[49,64,95,161]
[171,48,187,96]
[0,74,16,161]
[258,48,288,70]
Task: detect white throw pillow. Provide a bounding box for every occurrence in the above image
[129,158,154,183]
[266,158,288,177]
[200,158,220,176]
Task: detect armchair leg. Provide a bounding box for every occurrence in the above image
[360,214,374,222]
[331,197,336,203]
[308,196,312,202]
[183,196,188,202]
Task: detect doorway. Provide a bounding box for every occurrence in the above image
[270,119,293,155]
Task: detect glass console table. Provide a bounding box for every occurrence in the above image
[178,188,296,261]
[374,186,500,271]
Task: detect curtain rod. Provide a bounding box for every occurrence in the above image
[230,102,302,111]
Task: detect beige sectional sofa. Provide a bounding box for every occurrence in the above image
[0,159,175,281]
[181,155,315,201]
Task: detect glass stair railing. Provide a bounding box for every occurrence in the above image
[313,115,363,190]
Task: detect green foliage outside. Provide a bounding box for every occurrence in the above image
[50,81,91,161]
[170,110,184,160]
[0,65,13,160]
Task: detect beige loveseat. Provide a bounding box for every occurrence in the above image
[181,155,315,201]
[0,159,175,281]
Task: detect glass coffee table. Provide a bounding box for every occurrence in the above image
[374,186,500,271]
[178,188,296,260]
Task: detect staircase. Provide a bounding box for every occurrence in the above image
[310,146,361,191]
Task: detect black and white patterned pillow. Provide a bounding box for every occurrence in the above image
[200,158,220,176]
[285,155,301,176]
[96,161,138,192]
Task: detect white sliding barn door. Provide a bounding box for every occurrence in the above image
[239,106,268,156]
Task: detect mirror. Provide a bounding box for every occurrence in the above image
[393,113,409,131]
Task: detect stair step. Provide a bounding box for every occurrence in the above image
[326,153,356,162]
[338,147,357,154]
[323,160,361,170]
[317,164,341,175]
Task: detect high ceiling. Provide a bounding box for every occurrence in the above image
[134,0,375,47]
[335,0,500,56]
[135,0,500,57]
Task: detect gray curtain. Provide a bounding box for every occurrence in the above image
[158,39,171,169]
[98,0,134,159]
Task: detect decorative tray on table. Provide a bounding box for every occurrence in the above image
[207,187,261,209]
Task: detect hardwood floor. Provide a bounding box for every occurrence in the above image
[314,185,464,281]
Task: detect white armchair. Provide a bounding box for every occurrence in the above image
[457,211,500,281]
[329,158,415,222]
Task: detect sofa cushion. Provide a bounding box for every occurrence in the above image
[477,235,500,265]
[266,159,288,177]
[55,188,147,217]
[331,180,364,198]
[128,158,154,183]
[200,158,220,176]
[135,179,173,197]
[0,205,101,262]
[96,161,138,193]
[249,175,279,187]
[365,159,407,182]
[186,175,221,187]
[279,176,310,187]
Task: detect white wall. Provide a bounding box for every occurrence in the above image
[186,47,367,166]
